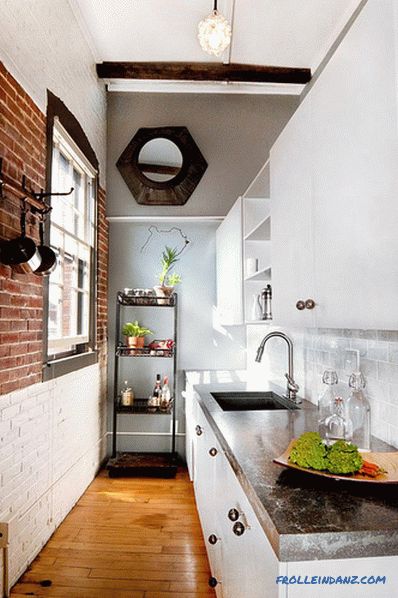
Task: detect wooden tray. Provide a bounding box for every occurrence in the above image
[273,440,398,483]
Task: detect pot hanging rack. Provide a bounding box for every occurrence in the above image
[0,157,74,214]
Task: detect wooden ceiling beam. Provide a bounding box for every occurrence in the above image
[96,62,311,85]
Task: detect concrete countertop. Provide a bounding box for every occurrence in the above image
[185,371,398,562]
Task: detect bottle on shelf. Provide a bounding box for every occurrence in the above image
[318,369,339,439]
[346,370,371,451]
[148,374,162,409]
[120,380,134,406]
[250,294,262,322]
[160,375,171,412]
[323,397,352,445]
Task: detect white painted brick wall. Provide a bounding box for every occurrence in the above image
[0,364,107,594]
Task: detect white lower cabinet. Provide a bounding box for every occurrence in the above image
[190,396,398,598]
[193,401,284,598]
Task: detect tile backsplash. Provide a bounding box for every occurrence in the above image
[247,326,398,448]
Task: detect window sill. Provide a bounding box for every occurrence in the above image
[43,351,98,381]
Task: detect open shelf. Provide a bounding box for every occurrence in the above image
[116,345,174,358]
[244,266,271,282]
[116,398,173,415]
[117,292,176,307]
[108,452,178,478]
[244,215,270,241]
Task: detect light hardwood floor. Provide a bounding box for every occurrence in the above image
[11,468,215,598]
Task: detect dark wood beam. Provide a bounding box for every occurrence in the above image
[96,62,311,85]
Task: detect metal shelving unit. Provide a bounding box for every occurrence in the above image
[108,291,178,478]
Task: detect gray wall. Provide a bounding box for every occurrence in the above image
[107,92,298,217]
[106,91,299,455]
[107,222,246,454]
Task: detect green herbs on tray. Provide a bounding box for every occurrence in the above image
[289,432,363,475]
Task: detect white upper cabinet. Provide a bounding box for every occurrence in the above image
[216,197,244,326]
[271,99,315,327]
[271,2,398,329]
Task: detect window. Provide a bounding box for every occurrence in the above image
[47,120,97,361]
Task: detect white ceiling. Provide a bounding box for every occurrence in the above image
[69,0,362,71]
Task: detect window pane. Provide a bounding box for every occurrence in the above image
[48,284,63,340]
[48,125,96,359]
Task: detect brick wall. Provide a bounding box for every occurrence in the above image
[0,61,108,391]
[97,185,108,378]
[0,62,108,593]
[0,61,46,393]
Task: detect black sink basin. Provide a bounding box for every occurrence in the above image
[210,391,299,411]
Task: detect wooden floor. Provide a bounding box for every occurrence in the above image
[11,468,215,598]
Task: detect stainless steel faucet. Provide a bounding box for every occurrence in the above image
[255,331,301,404]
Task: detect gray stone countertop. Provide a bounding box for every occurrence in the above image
[190,377,398,563]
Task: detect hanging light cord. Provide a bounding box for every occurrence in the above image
[214,0,218,11]
[226,0,236,64]
[140,225,190,257]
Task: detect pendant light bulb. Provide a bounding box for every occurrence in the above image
[198,1,232,57]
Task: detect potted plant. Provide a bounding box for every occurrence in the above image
[154,246,182,303]
[122,320,153,353]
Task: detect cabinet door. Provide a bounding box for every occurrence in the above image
[270,99,316,327]
[215,444,282,598]
[216,197,244,325]
[309,2,398,329]
[183,390,197,481]
[193,407,224,592]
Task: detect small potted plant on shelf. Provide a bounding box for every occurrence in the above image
[122,321,153,354]
[154,246,182,304]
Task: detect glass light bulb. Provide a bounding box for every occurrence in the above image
[198,10,232,57]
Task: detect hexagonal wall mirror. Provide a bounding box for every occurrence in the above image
[116,126,208,206]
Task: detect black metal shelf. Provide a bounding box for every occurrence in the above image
[116,398,173,415]
[116,345,174,358]
[117,291,176,307]
[108,452,178,478]
[110,290,178,478]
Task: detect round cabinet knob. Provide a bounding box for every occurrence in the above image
[209,577,219,588]
[195,425,203,436]
[209,447,218,457]
[233,521,246,536]
[208,534,218,545]
[227,508,240,522]
[296,300,305,311]
[305,299,316,310]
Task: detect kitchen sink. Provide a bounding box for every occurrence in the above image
[210,391,299,411]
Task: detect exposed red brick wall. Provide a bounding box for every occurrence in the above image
[0,62,46,393]
[0,61,108,395]
[97,185,108,375]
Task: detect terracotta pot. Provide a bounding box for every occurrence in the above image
[153,285,174,305]
[125,336,145,354]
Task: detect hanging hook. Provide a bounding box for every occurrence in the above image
[22,175,74,201]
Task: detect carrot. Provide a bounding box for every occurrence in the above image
[362,460,379,470]
[358,460,386,478]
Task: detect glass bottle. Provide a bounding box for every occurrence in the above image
[120,380,134,406]
[148,374,162,409]
[160,375,171,411]
[318,369,339,439]
[250,294,262,321]
[324,397,351,445]
[346,371,371,451]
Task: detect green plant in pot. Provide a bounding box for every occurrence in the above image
[122,320,153,352]
[154,246,182,303]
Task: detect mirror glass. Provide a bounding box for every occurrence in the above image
[138,138,183,182]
